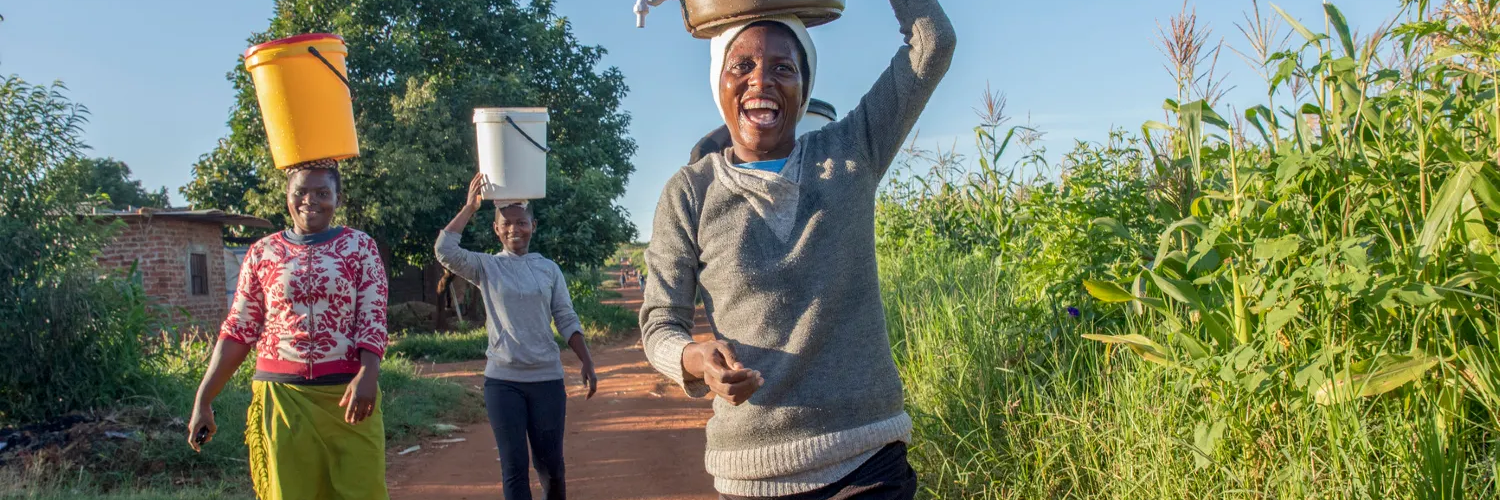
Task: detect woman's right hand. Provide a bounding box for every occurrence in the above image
[465,172,487,212]
[685,340,763,405]
[187,404,216,452]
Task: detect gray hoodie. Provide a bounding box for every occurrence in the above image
[435,231,582,382]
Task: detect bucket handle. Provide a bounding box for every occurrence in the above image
[307,46,352,91]
[505,116,552,154]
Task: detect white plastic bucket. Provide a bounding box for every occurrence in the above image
[797,99,837,137]
[474,107,549,201]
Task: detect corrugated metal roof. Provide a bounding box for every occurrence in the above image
[87,207,274,229]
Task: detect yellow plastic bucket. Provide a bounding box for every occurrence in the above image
[244,33,358,169]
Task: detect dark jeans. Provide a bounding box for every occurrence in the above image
[484,378,567,500]
[719,442,917,500]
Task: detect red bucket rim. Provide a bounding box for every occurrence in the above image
[244,33,345,60]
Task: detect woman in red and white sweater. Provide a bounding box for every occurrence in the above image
[188,160,390,500]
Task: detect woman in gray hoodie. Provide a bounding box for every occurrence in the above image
[436,173,597,500]
[640,0,956,498]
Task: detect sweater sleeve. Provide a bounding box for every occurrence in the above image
[640,171,711,398]
[353,233,390,358]
[826,0,956,181]
[219,242,266,346]
[550,262,584,339]
[434,230,489,286]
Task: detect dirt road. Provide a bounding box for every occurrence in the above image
[387,276,718,500]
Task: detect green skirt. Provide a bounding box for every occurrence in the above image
[246,381,388,500]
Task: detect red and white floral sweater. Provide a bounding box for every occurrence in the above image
[219,228,389,379]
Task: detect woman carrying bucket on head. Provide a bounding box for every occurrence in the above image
[639,0,956,498]
[188,159,391,500]
[188,34,390,500]
[435,173,598,500]
[432,107,594,500]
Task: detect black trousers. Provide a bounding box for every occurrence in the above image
[719,442,918,500]
[484,377,567,500]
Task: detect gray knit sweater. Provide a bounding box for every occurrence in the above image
[639,0,956,495]
[435,231,583,383]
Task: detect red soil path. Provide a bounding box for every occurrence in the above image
[387,273,718,500]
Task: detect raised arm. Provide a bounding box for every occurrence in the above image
[640,172,711,397]
[435,173,491,284]
[828,0,957,181]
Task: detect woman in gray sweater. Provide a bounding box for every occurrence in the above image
[640,0,956,498]
[436,173,597,500]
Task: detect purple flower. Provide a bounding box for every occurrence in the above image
[1067,307,1081,318]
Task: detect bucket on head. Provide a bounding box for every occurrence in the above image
[244,33,359,169]
[474,108,549,201]
[679,0,844,39]
[796,98,837,137]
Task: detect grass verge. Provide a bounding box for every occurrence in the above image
[389,289,638,363]
[0,343,483,498]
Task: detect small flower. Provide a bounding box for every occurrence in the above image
[1067,307,1081,318]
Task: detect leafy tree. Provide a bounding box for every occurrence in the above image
[1,75,148,424]
[46,157,169,210]
[0,77,100,285]
[182,0,638,271]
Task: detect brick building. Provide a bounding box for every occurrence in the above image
[92,208,271,333]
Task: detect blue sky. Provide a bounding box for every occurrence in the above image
[0,1,1397,240]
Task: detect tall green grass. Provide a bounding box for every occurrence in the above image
[880,2,1499,497]
[884,252,1425,498]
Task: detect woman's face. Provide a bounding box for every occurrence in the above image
[718,24,804,161]
[494,206,535,255]
[286,169,340,234]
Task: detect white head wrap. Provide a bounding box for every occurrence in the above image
[709,15,818,127]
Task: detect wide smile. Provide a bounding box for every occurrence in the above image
[740,96,783,130]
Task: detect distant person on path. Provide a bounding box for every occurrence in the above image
[188,159,391,500]
[640,0,956,498]
[435,173,598,500]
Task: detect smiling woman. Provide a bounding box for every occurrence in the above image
[712,18,817,164]
[640,0,957,498]
[433,172,600,499]
[190,157,392,500]
[285,159,343,235]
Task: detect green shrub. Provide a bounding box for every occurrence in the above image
[0,76,156,425]
[575,295,635,342]
[388,329,488,363]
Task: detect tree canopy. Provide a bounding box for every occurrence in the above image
[47,157,169,210]
[182,0,637,271]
